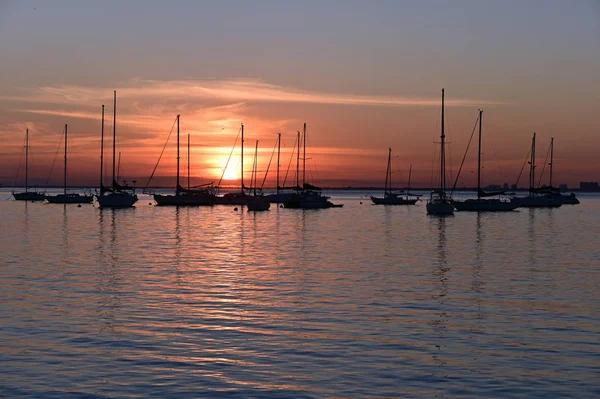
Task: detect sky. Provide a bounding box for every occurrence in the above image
[0,0,598,188]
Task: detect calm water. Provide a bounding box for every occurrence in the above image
[1,189,599,398]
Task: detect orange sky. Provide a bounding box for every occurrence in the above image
[1,2,598,188]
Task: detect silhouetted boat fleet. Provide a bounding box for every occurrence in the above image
[10,88,580,212]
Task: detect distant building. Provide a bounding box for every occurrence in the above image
[503,183,509,190]
[580,181,599,191]
[511,184,518,190]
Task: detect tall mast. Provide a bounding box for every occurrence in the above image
[25,129,29,192]
[303,122,307,187]
[477,109,482,200]
[64,124,68,195]
[549,137,554,188]
[530,132,536,193]
[296,131,300,188]
[100,105,104,192]
[253,140,259,196]
[440,88,446,193]
[407,164,413,199]
[276,133,281,194]
[188,133,190,190]
[241,123,244,192]
[176,114,180,193]
[385,148,391,194]
[112,90,116,188]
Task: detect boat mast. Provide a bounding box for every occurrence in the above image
[100,105,104,193]
[385,148,391,195]
[407,164,413,199]
[440,88,446,195]
[188,133,190,190]
[241,123,244,192]
[25,129,29,193]
[253,140,259,196]
[276,133,281,194]
[303,122,306,188]
[529,132,536,194]
[112,90,117,188]
[64,124,68,195]
[549,137,554,188]
[296,131,300,188]
[477,109,482,200]
[176,114,180,193]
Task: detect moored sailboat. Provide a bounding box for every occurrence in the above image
[214,123,250,205]
[452,110,518,211]
[426,88,454,215]
[510,133,561,208]
[12,129,46,201]
[535,138,580,205]
[370,148,420,205]
[45,124,94,204]
[153,115,216,206]
[96,92,138,208]
[246,140,270,211]
[283,123,342,209]
[264,133,295,203]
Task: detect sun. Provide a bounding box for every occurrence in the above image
[222,167,238,181]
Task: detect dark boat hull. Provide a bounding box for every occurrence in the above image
[213,193,250,206]
[511,196,561,208]
[46,194,94,204]
[13,192,46,201]
[96,192,138,208]
[154,193,214,206]
[370,196,418,205]
[453,198,518,212]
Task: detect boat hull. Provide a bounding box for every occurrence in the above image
[46,193,94,204]
[213,192,250,206]
[153,193,214,206]
[264,192,294,203]
[453,198,518,212]
[511,196,561,208]
[13,192,46,201]
[283,193,343,209]
[247,196,271,211]
[426,200,454,215]
[370,196,418,205]
[96,192,138,208]
[551,193,580,205]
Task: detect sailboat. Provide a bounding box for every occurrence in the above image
[153,115,216,206]
[214,123,250,205]
[370,148,420,205]
[12,129,46,201]
[246,140,270,211]
[510,133,561,208]
[534,138,580,205]
[46,124,94,204]
[96,92,138,208]
[283,123,342,209]
[263,133,295,203]
[452,110,518,211]
[426,88,454,215]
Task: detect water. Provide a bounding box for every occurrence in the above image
[1,189,599,398]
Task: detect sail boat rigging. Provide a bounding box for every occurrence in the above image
[153,115,216,206]
[452,110,518,211]
[46,124,94,204]
[510,133,561,208]
[283,123,342,209]
[246,140,270,211]
[96,91,138,208]
[426,88,454,215]
[214,123,250,205]
[370,147,420,205]
[13,129,46,201]
[530,137,580,205]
